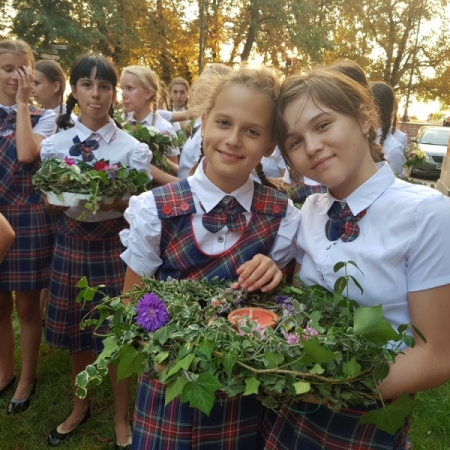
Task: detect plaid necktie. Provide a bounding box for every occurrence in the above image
[69,135,99,162]
[201,196,247,233]
[325,201,366,242]
[0,108,17,132]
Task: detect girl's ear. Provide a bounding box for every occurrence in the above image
[71,84,77,100]
[145,89,155,101]
[53,81,61,94]
[358,105,371,137]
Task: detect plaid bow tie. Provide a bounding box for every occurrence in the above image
[325,201,366,242]
[0,108,17,132]
[201,196,247,233]
[69,135,99,162]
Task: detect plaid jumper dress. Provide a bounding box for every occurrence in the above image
[132,179,288,450]
[0,106,54,291]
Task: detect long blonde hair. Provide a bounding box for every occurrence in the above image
[121,65,159,126]
[0,39,35,68]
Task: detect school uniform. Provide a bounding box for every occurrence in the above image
[158,109,181,132]
[376,129,406,174]
[120,159,302,450]
[261,147,286,178]
[0,104,56,291]
[262,161,450,450]
[178,117,202,179]
[392,128,408,150]
[282,170,327,205]
[127,111,180,157]
[41,117,152,354]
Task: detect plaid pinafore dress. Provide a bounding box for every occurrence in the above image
[132,179,289,450]
[0,106,54,291]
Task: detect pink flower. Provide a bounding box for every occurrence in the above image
[229,282,240,290]
[236,318,268,341]
[64,156,76,166]
[302,323,319,341]
[281,329,300,345]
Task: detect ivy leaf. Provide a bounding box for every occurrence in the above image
[154,351,170,364]
[360,393,414,435]
[76,276,89,288]
[293,381,311,395]
[165,377,186,405]
[223,351,239,375]
[153,323,177,345]
[244,377,260,395]
[353,306,399,345]
[181,372,222,416]
[167,353,195,377]
[97,336,119,362]
[117,345,139,380]
[302,338,335,363]
[264,351,284,369]
[198,340,215,360]
[342,356,361,376]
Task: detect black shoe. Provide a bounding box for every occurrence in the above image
[47,408,91,447]
[6,380,36,415]
[0,375,16,397]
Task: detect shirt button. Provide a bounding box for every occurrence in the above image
[180,202,189,212]
[217,236,224,243]
[272,205,281,214]
[223,195,231,203]
[255,201,264,211]
[162,205,172,215]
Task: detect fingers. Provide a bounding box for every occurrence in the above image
[16,66,33,104]
[237,255,282,292]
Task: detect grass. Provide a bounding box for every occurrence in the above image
[1,317,450,449]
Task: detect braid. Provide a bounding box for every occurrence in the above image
[256,163,284,191]
[188,139,204,176]
[57,94,77,130]
[110,105,123,129]
[152,100,157,127]
[379,114,390,145]
[59,93,63,115]
[392,114,397,135]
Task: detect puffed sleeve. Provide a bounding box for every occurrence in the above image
[406,193,450,291]
[268,200,301,268]
[120,191,163,277]
[130,142,152,178]
[33,109,57,138]
[39,135,57,161]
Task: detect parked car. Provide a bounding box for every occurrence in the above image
[409,126,450,178]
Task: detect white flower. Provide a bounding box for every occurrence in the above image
[147,126,159,137]
[71,165,81,174]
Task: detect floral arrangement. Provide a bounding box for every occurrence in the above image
[122,122,177,173]
[75,262,421,434]
[403,148,427,168]
[32,156,150,219]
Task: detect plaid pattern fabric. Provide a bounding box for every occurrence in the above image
[262,402,411,450]
[325,201,367,242]
[153,179,288,282]
[0,106,45,206]
[45,214,127,354]
[0,107,17,131]
[200,197,247,233]
[132,377,264,450]
[289,183,327,205]
[0,106,54,291]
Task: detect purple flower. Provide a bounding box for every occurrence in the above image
[135,293,170,332]
[64,156,76,166]
[302,322,319,341]
[275,295,292,305]
[237,318,268,341]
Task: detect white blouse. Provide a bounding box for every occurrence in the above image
[0,103,56,138]
[178,117,202,179]
[261,147,286,178]
[121,159,301,277]
[376,128,406,174]
[40,117,152,222]
[296,162,450,333]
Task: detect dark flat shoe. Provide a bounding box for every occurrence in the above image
[0,375,16,397]
[6,380,36,415]
[47,408,90,447]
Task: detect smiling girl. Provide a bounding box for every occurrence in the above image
[261,67,450,449]
[0,39,56,415]
[120,66,301,449]
[41,54,152,449]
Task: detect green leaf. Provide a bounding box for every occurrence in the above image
[264,351,284,369]
[334,276,347,295]
[181,372,222,416]
[97,336,119,362]
[77,276,89,288]
[154,351,170,363]
[244,377,260,395]
[223,351,239,375]
[76,371,89,388]
[302,338,335,363]
[310,363,325,375]
[85,365,98,377]
[153,324,177,345]
[353,305,399,345]
[333,262,346,273]
[167,353,195,377]
[76,386,88,399]
[117,345,139,380]
[347,260,364,275]
[412,325,427,343]
[342,356,361,376]
[293,381,311,395]
[165,377,186,405]
[360,393,414,435]
[374,362,390,381]
[349,275,364,295]
[198,340,215,360]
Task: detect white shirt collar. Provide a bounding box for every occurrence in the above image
[191,158,254,212]
[128,111,155,127]
[319,162,395,215]
[74,116,117,144]
[0,104,17,112]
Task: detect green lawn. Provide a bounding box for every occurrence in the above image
[1,321,449,449]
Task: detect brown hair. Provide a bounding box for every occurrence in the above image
[275,67,384,170]
[0,39,35,69]
[35,60,66,114]
[327,60,369,88]
[168,77,189,110]
[370,81,396,145]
